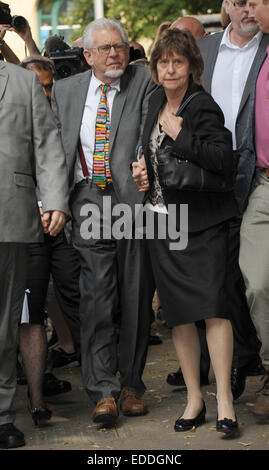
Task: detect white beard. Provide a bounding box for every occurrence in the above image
[104,69,124,78]
[240,21,259,35]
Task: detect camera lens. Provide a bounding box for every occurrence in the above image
[11,15,27,33]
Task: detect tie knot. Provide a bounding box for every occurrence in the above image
[100,84,111,94]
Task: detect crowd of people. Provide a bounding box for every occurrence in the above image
[0,0,269,449]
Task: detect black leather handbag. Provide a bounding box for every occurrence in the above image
[156,92,234,192]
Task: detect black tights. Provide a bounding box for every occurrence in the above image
[19,324,47,408]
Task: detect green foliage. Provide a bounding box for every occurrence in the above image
[60,0,95,39]
[61,0,221,41]
[41,0,55,10]
[184,0,220,14]
[106,0,181,40]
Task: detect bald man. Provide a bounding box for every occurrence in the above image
[171,16,206,40]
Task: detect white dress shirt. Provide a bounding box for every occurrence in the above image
[74,73,120,184]
[211,24,262,149]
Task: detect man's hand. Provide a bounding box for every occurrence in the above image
[0,24,12,40]
[132,155,149,192]
[11,19,32,43]
[2,20,41,55]
[42,210,66,237]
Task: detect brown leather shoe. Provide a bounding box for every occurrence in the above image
[253,372,269,420]
[92,397,118,426]
[120,387,148,416]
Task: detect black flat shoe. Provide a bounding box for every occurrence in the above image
[0,423,25,449]
[52,347,80,368]
[231,367,246,400]
[43,372,72,397]
[216,417,239,437]
[174,401,206,432]
[28,402,53,426]
[167,368,209,387]
[148,334,163,345]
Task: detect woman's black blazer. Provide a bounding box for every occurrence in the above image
[142,82,239,232]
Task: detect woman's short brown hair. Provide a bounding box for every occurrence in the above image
[150,28,204,86]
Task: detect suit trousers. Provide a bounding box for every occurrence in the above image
[70,180,154,403]
[0,243,27,424]
[239,171,269,367]
[226,216,261,367]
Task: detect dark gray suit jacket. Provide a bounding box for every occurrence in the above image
[198,31,269,148]
[51,65,156,212]
[236,49,269,211]
[197,31,269,211]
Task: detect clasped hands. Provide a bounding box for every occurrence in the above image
[39,207,66,237]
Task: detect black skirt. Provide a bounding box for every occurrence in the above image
[147,212,231,327]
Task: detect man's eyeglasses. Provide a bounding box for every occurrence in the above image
[230,0,247,7]
[92,42,128,55]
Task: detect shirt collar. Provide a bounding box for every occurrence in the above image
[91,71,121,94]
[219,23,262,51]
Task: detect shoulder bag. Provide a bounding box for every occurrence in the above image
[156,92,234,192]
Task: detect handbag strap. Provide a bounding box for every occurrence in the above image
[175,91,204,116]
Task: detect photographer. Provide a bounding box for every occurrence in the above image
[0,1,40,60]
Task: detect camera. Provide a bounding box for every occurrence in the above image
[0,2,27,33]
[47,48,85,80]
[44,35,87,80]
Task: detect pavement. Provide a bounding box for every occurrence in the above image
[9,320,269,457]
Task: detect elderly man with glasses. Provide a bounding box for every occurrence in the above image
[197,0,269,402]
[51,18,156,427]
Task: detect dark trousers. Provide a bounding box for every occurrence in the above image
[0,243,27,424]
[70,181,154,403]
[26,230,81,351]
[198,216,261,371]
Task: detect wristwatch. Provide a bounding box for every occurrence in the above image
[0,38,5,48]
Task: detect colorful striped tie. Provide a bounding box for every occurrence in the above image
[92,84,112,189]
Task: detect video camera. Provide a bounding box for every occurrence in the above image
[0,2,27,33]
[44,35,87,80]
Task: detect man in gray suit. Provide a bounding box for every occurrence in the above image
[197,0,269,399]
[239,0,269,420]
[0,60,69,448]
[51,18,155,427]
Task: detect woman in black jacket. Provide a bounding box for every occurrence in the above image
[133,29,239,436]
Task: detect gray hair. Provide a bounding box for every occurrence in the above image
[82,18,128,50]
[20,55,55,72]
